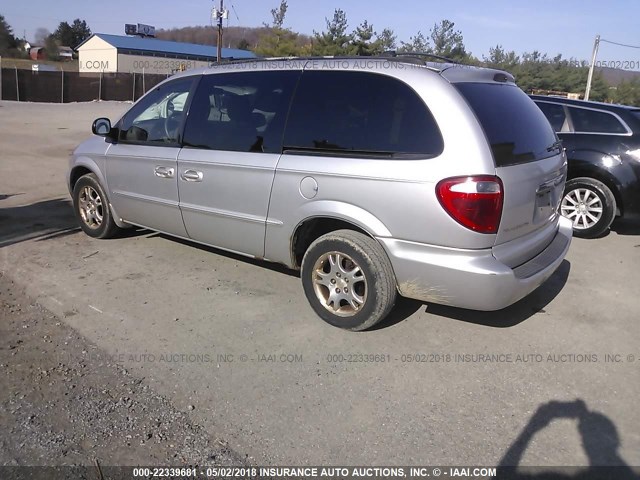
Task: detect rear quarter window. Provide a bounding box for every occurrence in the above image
[456,83,558,167]
[535,101,568,132]
[283,71,444,157]
[567,107,628,134]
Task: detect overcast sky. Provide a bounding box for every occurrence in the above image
[3,0,639,65]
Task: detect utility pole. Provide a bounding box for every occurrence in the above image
[217,0,223,62]
[585,34,601,101]
[212,0,228,62]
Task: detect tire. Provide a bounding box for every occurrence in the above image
[72,173,121,239]
[560,177,616,239]
[301,229,397,331]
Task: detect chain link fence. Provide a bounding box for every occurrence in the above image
[0,69,170,103]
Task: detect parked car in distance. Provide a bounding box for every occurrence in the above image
[68,56,572,331]
[531,95,640,238]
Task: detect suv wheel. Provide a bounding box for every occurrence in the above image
[301,230,397,331]
[73,173,121,239]
[560,177,616,239]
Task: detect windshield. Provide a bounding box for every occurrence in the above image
[456,83,559,167]
[134,91,189,123]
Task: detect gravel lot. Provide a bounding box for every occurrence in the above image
[0,279,246,468]
[0,100,639,470]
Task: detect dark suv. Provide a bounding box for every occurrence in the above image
[531,95,640,238]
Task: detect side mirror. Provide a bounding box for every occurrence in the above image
[92,117,112,136]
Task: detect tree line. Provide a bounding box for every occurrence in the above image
[157,1,640,105]
[2,5,639,106]
[0,14,91,59]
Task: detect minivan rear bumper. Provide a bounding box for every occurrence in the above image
[379,216,572,311]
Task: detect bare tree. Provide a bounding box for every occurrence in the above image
[270,0,288,29]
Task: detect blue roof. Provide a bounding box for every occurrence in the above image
[78,33,256,59]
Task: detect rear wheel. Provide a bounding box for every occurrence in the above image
[73,173,121,239]
[560,177,616,239]
[301,230,397,331]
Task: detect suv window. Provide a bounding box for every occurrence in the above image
[456,83,558,167]
[536,101,568,132]
[182,71,300,153]
[119,78,194,144]
[283,71,443,157]
[567,107,628,134]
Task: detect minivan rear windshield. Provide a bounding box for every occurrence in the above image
[455,83,559,167]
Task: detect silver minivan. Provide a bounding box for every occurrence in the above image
[69,57,572,330]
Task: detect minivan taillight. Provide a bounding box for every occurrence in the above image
[436,176,504,234]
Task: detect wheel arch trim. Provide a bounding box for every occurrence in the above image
[565,158,624,214]
[290,201,392,239]
[69,158,128,228]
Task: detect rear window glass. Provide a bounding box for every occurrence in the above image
[536,101,568,132]
[284,71,444,157]
[567,107,628,134]
[456,83,558,167]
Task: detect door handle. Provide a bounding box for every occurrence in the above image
[154,166,175,178]
[181,170,204,182]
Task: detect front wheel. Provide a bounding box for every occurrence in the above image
[560,177,616,239]
[301,230,397,331]
[72,173,121,239]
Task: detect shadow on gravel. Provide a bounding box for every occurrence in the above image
[611,217,640,236]
[422,260,571,329]
[0,197,148,248]
[369,296,423,330]
[497,399,637,479]
[149,234,571,330]
[0,197,79,248]
[0,193,24,201]
[150,232,301,278]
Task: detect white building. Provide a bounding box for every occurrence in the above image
[59,46,74,61]
[76,33,255,74]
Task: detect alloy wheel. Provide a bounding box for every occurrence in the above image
[312,251,367,317]
[78,186,104,229]
[561,188,603,230]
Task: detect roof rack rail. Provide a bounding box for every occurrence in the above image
[382,51,459,64]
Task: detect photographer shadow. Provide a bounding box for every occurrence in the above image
[497,400,638,479]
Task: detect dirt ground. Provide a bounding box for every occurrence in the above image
[0,276,248,468]
[1,100,639,473]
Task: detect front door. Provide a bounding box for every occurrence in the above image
[106,77,196,236]
[177,70,300,257]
